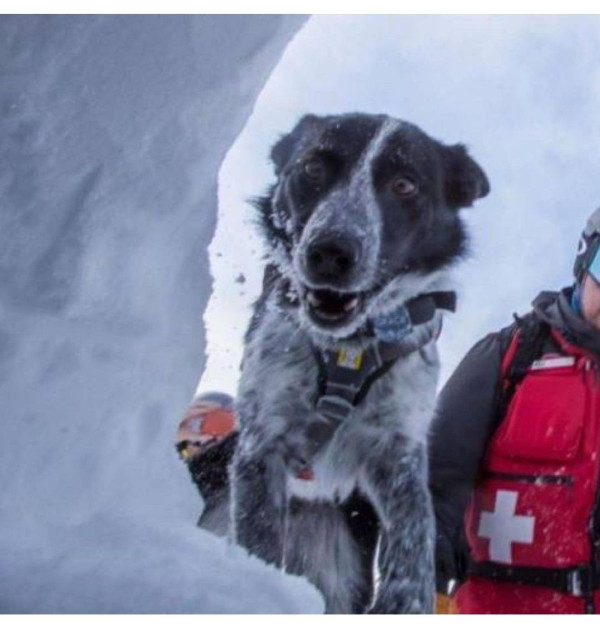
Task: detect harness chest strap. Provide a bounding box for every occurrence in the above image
[304,291,456,453]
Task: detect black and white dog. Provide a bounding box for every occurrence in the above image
[231,113,489,613]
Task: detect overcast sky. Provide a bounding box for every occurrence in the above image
[201,14,600,395]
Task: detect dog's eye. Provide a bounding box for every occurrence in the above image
[392,177,418,198]
[303,158,327,182]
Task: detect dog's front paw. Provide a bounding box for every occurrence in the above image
[274,419,322,473]
[275,431,312,474]
[278,413,341,472]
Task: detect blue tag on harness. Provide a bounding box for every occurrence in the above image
[372,305,412,342]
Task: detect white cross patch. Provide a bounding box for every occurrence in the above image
[477,490,535,564]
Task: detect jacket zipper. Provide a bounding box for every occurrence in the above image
[485,470,574,486]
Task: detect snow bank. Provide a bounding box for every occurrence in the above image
[0,15,320,613]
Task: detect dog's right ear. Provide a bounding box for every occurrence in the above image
[270,115,321,176]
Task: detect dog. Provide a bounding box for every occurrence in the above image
[231,113,489,613]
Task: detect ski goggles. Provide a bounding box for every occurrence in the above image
[175,405,236,460]
[574,232,600,284]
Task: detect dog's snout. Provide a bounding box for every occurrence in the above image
[305,237,361,283]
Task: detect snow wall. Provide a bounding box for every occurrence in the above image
[0,15,322,613]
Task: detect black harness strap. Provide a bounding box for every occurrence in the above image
[408,291,457,324]
[305,291,456,454]
[507,313,549,380]
[469,561,600,599]
[495,313,549,426]
[315,343,394,422]
[316,291,456,419]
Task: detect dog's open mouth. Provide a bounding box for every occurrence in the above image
[304,288,364,327]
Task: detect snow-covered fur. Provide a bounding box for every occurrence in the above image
[231,113,489,613]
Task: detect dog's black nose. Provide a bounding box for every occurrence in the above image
[305,237,360,283]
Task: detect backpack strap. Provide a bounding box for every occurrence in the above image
[497,313,550,422]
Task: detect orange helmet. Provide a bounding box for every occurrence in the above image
[175,392,235,460]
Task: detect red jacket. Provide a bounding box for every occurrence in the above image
[459,327,600,613]
[429,289,600,614]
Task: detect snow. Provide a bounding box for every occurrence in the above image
[0,15,320,613]
[1,517,317,614]
[5,14,600,614]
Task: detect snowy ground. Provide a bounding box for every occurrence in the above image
[0,15,321,613]
[1,517,319,614]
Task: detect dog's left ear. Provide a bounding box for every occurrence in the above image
[444,144,490,209]
[271,114,321,176]
[271,133,296,176]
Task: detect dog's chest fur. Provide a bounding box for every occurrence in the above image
[237,293,440,504]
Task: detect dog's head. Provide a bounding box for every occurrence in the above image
[256,113,489,339]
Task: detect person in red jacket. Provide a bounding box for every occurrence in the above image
[430,207,600,614]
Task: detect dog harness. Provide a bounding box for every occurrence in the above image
[459,323,600,614]
[302,291,457,460]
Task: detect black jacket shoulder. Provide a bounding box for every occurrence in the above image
[429,324,514,592]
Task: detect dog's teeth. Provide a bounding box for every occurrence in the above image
[344,297,359,312]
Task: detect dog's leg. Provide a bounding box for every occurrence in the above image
[231,435,288,568]
[361,440,435,614]
[342,492,380,612]
[285,499,370,614]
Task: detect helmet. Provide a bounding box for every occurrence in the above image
[194,391,234,410]
[175,391,235,460]
[573,206,600,283]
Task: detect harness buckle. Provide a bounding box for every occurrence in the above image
[568,566,594,597]
[316,395,355,423]
[569,569,582,597]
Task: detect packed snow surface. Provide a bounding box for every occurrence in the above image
[0,15,320,613]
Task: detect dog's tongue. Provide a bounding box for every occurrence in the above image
[307,289,359,320]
